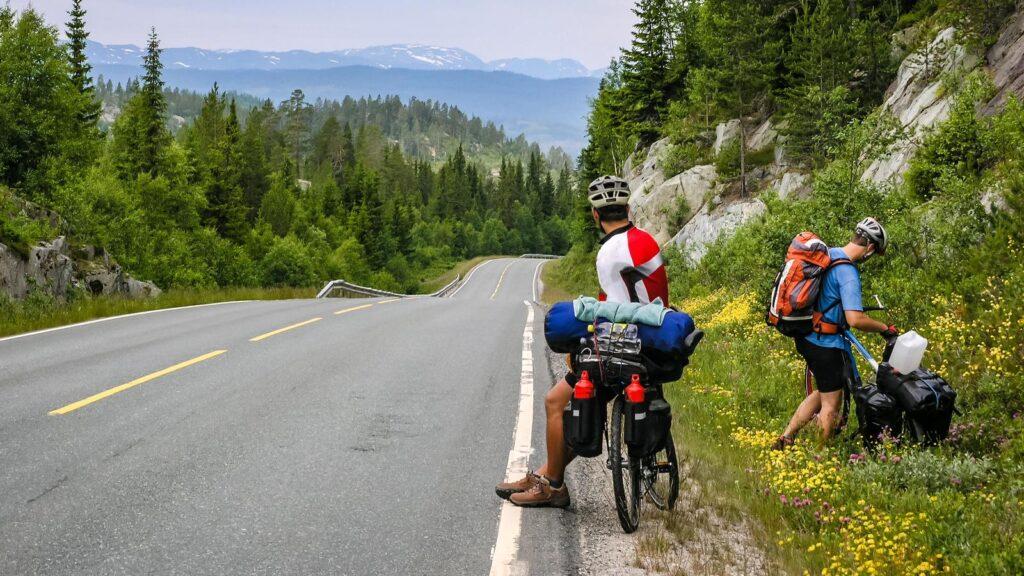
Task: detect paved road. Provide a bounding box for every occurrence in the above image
[0,258,579,575]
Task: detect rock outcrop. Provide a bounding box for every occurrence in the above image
[625,138,671,197]
[671,197,767,263]
[984,9,1024,115]
[714,119,742,154]
[1,194,161,301]
[631,164,718,245]
[625,123,801,262]
[863,27,982,185]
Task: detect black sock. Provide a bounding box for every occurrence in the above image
[546,476,563,489]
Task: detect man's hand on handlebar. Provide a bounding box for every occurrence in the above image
[881,325,899,340]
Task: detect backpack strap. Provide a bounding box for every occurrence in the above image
[812,257,855,335]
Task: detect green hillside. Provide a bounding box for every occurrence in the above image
[550,0,1024,573]
[0,5,577,311]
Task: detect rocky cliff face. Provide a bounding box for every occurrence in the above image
[863,27,982,185]
[624,11,1024,264]
[625,117,808,263]
[984,9,1024,115]
[0,194,161,301]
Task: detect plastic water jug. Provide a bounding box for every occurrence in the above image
[889,331,928,374]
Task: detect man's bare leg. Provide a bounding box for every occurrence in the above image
[782,390,821,439]
[535,378,575,482]
[817,389,843,441]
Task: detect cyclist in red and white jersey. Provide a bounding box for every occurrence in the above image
[594,184,669,305]
[496,175,670,508]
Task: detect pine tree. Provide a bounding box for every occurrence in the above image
[65,0,100,127]
[283,89,311,178]
[700,0,782,196]
[205,100,248,241]
[138,27,169,174]
[0,7,84,193]
[618,0,674,143]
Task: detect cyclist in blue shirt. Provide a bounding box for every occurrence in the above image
[774,218,897,449]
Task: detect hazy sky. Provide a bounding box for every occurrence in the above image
[11,0,637,69]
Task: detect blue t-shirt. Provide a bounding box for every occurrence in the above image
[804,247,862,350]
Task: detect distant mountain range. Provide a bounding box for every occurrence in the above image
[94,63,600,154]
[86,41,605,80]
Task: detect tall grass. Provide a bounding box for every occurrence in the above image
[0,287,313,338]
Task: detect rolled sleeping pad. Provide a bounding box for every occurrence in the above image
[543,301,698,358]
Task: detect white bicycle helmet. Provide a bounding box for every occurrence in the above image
[855,217,889,255]
[588,175,631,208]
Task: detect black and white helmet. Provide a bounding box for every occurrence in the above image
[588,175,631,208]
[855,217,889,255]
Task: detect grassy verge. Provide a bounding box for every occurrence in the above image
[539,244,597,305]
[668,290,1022,575]
[0,287,313,338]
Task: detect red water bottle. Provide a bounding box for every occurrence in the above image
[574,370,596,399]
[624,374,648,454]
[625,374,645,404]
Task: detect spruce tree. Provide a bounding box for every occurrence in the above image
[700,0,781,196]
[139,27,169,174]
[283,89,311,178]
[618,0,673,144]
[65,0,100,127]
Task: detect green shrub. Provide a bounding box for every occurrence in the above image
[715,140,742,180]
[261,235,316,287]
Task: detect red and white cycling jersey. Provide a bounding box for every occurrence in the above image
[596,224,669,305]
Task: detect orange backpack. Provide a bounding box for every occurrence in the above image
[766,232,851,337]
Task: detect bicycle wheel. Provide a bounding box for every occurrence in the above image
[644,431,680,511]
[610,396,641,533]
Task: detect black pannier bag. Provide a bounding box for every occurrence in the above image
[563,395,604,457]
[877,363,957,445]
[852,385,903,446]
[624,391,672,458]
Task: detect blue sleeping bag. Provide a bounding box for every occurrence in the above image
[544,301,697,358]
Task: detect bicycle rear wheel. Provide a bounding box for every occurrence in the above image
[644,431,679,511]
[610,396,641,533]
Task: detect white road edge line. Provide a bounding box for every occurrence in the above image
[448,258,497,298]
[531,260,547,303]
[0,300,254,344]
[489,300,536,576]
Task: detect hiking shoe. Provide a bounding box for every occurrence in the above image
[509,476,570,508]
[495,472,542,500]
[771,435,795,451]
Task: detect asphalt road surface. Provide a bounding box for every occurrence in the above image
[0,258,582,575]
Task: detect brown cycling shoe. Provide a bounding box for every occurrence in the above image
[509,476,570,508]
[771,435,795,451]
[495,472,542,500]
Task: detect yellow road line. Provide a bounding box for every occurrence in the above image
[491,262,514,300]
[377,298,402,304]
[49,350,227,415]
[249,317,322,342]
[334,303,373,316]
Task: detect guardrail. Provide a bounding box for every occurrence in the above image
[317,254,562,299]
[316,274,462,299]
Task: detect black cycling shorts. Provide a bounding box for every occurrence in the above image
[795,338,855,394]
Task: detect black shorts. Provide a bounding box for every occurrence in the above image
[795,338,855,394]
